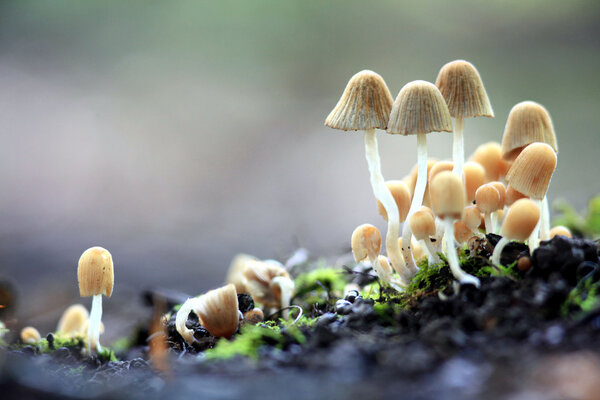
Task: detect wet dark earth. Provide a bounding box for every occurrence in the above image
[2,235,600,400]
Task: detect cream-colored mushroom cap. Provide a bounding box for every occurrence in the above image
[20,326,41,344]
[78,247,114,298]
[454,221,472,244]
[194,284,239,339]
[325,70,394,131]
[429,161,454,185]
[56,304,89,336]
[226,253,257,294]
[387,80,453,135]
[351,224,381,262]
[501,101,558,161]
[470,142,502,182]
[376,180,411,222]
[242,260,291,308]
[475,184,501,213]
[549,226,572,239]
[464,161,485,203]
[489,181,506,209]
[505,142,557,200]
[435,60,494,118]
[463,205,482,231]
[505,185,528,207]
[501,199,540,241]
[409,209,436,241]
[430,171,466,220]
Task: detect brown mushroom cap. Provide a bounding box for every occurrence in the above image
[56,304,89,336]
[454,220,473,244]
[435,60,494,118]
[195,284,239,338]
[505,185,528,206]
[351,224,381,262]
[470,142,502,182]
[549,225,572,239]
[475,184,501,213]
[464,161,485,203]
[325,70,394,131]
[501,199,540,241]
[78,247,114,298]
[505,142,557,200]
[376,180,411,222]
[488,181,506,209]
[463,205,482,231]
[387,80,453,135]
[501,101,558,161]
[430,171,466,220]
[409,209,436,241]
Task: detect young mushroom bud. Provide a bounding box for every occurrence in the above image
[78,246,114,353]
[549,226,572,239]
[409,208,439,262]
[430,171,480,286]
[463,205,483,231]
[464,161,485,204]
[475,184,501,234]
[376,180,411,223]
[20,326,41,344]
[491,199,540,266]
[454,221,473,244]
[56,304,89,338]
[176,284,239,344]
[470,142,504,182]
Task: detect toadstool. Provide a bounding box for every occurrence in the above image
[491,199,540,266]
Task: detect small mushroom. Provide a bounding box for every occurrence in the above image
[491,199,540,266]
[549,225,572,239]
[409,208,440,263]
[20,326,41,344]
[475,184,501,234]
[56,304,89,338]
[464,161,485,204]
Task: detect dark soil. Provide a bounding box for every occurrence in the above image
[1,236,600,400]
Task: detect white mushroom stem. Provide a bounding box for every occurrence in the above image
[87,294,103,353]
[492,211,501,234]
[540,195,550,241]
[175,297,199,345]
[451,117,465,181]
[484,212,493,234]
[491,237,509,267]
[364,129,409,279]
[271,276,295,319]
[401,133,428,274]
[528,199,542,254]
[421,239,440,263]
[370,256,405,291]
[443,218,480,287]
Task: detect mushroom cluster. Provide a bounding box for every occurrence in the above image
[325,60,559,290]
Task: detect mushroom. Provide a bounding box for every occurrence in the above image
[241,259,294,312]
[78,246,114,353]
[491,199,540,266]
[430,171,480,286]
[351,224,405,290]
[435,60,494,181]
[488,181,507,232]
[176,284,239,345]
[475,184,501,234]
[549,225,572,239]
[505,143,557,252]
[20,326,41,344]
[409,207,440,263]
[505,185,528,207]
[325,70,407,278]
[387,80,453,273]
[464,161,485,204]
[376,180,411,226]
[56,304,89,338]
[470,142,509,182]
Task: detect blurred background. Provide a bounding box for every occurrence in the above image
[0,0,599,340]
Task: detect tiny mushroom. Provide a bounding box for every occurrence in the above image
[475,184,501,234]
[549,225,572,239]
[491,199,540,266]
[240,260,294,313]
[430,171,480,286]
[376,181,411,225]
[56,304,89,338]
[409,207,440,263]
[78,246,114,353]
[470,142,509,182]
[464,161,486,204]
[20,326,41,344]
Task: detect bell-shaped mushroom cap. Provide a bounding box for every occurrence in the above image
[194,284,239,339]
[429,161,454,185]
[463,205,482,230]
[501,101,558,161]
[505,142,557,200]
[454,221,472,244]
[56,304,89,336]
[501,199,540,241]
[351,224,381,262]
[409,209,436,241]
[505,185,528,206]
[376,180,411,222]
[475,184,501,213]
[430,171,466,220]
[387,80,453,135]
[226,253,257,293]
[464,161,485,203]
[20,326,41,344]
[325,70,394,131]
[489,181,506,209]
[470,142,503,182]
[78,247,114,298]
[549,225,572,239]
[435,60,494,118]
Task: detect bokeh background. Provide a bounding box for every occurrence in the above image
[1,0,599,340]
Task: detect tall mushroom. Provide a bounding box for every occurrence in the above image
[430,171,480,286]
[78,246,114,353]
[325,70,407,279]
[505,143,557,252]
[387,80,453,273]
[435,60,494,180]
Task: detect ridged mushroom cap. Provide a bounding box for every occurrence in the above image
[194,284,239,339]
[501,101,558,161]
[351,224,381,262]
[489,181,506,209]
[430,171,466,220]
[387,80,453,135]
[505,142,557,200]
[78,247,114,298]
[325,70,393,131]
[501,199,540,241]
[435,60,494,118]
[376,180,411,222]
[505,185,528,206]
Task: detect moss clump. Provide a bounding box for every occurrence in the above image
[476,261,519,279]
[562,278,600,317]
[554,195,600,238]
[98,347,119,362]
[293,267,348,311]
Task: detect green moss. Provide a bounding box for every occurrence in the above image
[111,335,135,353]
[553,195,600,238]
[98,347,119,362]
[294,268,347,297]
[204,324,287,361]
[37,336,84,353]
[562,278,600,317]
[476,261,519,279]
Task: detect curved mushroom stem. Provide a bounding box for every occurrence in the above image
[364,129,409,280]
[528,199,542,254]
[401,132,428,274]
[491,237,509,267]
[422,239,440,264]
[484,212,493,234]
[87,294,103,353]
[175,297,198,345]
[443,217,480,287]
[451,117,465,182]
[271,276,295,319]
[370,255,405,291]
[540,195,550,241]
